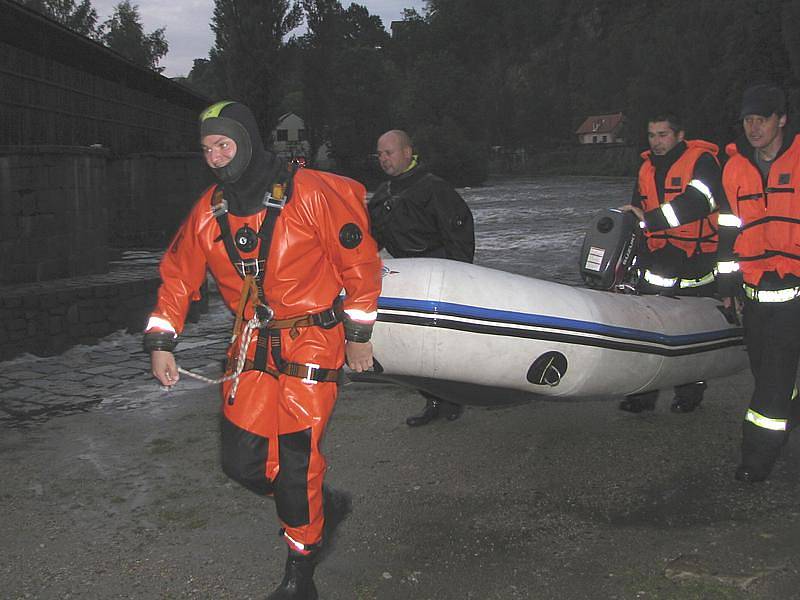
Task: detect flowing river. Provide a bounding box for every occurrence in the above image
[465,175,634,284]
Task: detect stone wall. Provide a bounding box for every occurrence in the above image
[0,146,214,360]
[0,146,110,285]
[0,267,160,361]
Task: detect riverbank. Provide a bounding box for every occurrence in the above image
[2,340,800,599]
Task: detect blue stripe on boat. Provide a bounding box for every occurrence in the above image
[377,296,743,347]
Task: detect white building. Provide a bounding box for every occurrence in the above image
[575,112,626,145]
[271,112,333,169]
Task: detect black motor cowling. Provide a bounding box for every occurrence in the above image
[578,208,641,290]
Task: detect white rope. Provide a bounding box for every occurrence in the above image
[176,314,263,401]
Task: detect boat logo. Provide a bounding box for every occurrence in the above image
[381,265,399,278]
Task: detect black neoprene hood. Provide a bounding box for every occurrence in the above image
[199,101,256,183]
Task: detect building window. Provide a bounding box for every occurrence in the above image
[298,129,307,141]
[276,129,289,142]
[602,135,607,142]
[592,135,598,143]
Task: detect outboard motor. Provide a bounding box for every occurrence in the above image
[579,208,641,290]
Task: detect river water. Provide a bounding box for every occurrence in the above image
[465,175,634,284]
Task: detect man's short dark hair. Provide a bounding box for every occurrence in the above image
[648,113,684,135]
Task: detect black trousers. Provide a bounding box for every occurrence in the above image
[743,297,800,425]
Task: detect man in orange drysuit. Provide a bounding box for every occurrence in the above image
[143,101,382,599]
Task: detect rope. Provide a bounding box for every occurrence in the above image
[175,314,262,401]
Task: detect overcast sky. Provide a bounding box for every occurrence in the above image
[90,0,427,77]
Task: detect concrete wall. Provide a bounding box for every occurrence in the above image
[0,146,213,285]
[0,146,110,285]
[108,153,214,248]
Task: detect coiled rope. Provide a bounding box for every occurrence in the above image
[176,313,262,401]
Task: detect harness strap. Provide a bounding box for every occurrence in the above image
[267,298,342,334]
[242,358,341,384]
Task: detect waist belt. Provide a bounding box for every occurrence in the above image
[744,284,800,303]
[229,301,344,387]
[643,269,716,289]
[267,305,340,333]
[243,358,341,384]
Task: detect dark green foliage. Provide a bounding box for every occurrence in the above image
[189,0,800,181]
[208,0,303,138]
[99,1,168,72]
[16,0,99,37]
[297,1,391,175]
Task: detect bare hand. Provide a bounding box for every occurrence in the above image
[721,297,743,325]
[151,350,179,387]
[618,204,644,222]
[345,341,373,372]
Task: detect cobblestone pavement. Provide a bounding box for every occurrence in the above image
[0,291,232,428]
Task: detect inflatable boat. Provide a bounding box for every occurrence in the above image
[353,210,748,406]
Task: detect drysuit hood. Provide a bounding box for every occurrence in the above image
[199,101,285,216]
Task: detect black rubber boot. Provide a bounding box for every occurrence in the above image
[406,397,441,426]
[442,399,464,422]
[619,390,657,413]
[266,549,318,600]
[735,422,785,483]
[670,381,707,413]
[316,486,352,563]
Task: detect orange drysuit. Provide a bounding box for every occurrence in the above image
[147,167,381,551]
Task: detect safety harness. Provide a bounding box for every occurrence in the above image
[211,180,342,404]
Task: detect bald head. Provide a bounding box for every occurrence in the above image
[377,129,414,177]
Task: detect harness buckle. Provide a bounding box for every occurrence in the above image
[210,198,229,217]
[316,308,339,329]
[235,258,266,277]
[263,193,287,211]
[301,362,320,385]
[255,303,274,325]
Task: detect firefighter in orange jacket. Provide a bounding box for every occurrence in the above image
[144,101,382,598]
[619,112,725,414]
[718,83,800,483]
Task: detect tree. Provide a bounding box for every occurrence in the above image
[210,0,303,140]
[99,1,168,72]
[16,0,99,38]
[297,1,390,173]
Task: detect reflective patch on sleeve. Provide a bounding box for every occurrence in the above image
[344,309,377,323]
[688,179,716,210]
[718,213,742,228]
[716,261,740,274]
[660,203,681,228]
[339,223,363,249]
[145,316,176,334]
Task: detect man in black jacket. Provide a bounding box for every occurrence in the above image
[368,129,475,426]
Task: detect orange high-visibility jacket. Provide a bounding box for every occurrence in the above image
[723,133,800,287]
[638,140,719,256]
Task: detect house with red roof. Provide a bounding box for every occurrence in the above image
[575,112,626,144]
